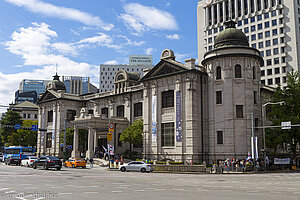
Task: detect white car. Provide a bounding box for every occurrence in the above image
[21,157,38,167]
[119,161,153,173]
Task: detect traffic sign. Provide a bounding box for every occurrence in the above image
[281,121,291,129]
[31,125,38,131]
[107,133,112,141]
[66,145,72,149]
[14,124,21,129]
[109,123,114,129]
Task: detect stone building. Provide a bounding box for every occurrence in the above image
[36,21,265,163]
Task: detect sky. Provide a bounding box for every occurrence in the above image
[0,0,199,112]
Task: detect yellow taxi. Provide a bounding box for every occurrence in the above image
[64,158,86,168]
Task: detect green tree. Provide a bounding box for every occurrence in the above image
[0,110,23,146]
[267,70,300,158]
[11,120,38,147]
[120,119,143,151]
[59,127,74,146]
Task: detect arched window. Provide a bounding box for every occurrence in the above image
[216,66,222,80]
[253,66,256,79]
[235,64,242,78]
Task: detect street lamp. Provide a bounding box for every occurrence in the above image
[262,101,285,173]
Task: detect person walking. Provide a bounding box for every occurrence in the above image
[89,157,94,168]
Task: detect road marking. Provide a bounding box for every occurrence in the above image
[0,188,10,191]
[84,192,98,194]
[4,190,16,193]
[134,190,146,192]
[172,189,184,191]
[58,193,72,195]
[88,186,99,188]
[155,189,166,191]
[25,187,38,189]
[50,186,63,189]
[111,191,122,193]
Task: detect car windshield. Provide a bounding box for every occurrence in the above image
[30,157,38,159]
[76,159,83,161]
[48,157,59,160]
[10,156,19,159]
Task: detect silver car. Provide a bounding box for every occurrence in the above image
[119,161,153,173]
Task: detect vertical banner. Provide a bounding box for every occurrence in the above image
[251,137,258,159]
[152,96,157,143]
[52,111,56,148]
[41,113,45,147]
[176,91,182,142]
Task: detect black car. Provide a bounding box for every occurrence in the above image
[33,156,62,170]
[5,156,21,166]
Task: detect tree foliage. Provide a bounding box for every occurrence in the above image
[267,70,300,157]
[0,110,23,146]
[59,127,74,146]
[12,120,38,147]
[120,119,143,150]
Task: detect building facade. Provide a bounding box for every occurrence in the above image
[19,79,50,98]
[37,23,266,163]
[62,76,98,95]
[9,101,38,121]
[15,90,38,104]
[100,56,153,93]
[197,0,299,88]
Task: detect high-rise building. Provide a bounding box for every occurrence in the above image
[62,76,98,95]
[19,79,50,97]
[15,90,37,104]
[197,0,298,87]
[100,55,153,93]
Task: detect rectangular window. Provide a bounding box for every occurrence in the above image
[275,77,280,84]
[117,105,124,117]
[46,133,52,148]
[34,114,37,119]
[258,33,263,39]
[258,23,263,30]
[217,131,223,144]
[266,49,271,56]
[265,21,270,28]
[267,59,272,66]
[265,31,270,37]
[268,78,273,85]
[216,91,222,104]
[251,17,255,23]
[161,123,175,147]
[272,29,278,35]
[264,13,269,19]
[101,107,108,118]
[23,114,26,118]
[258,42,264,48]
[273,38,278,45]
[261,70,265,76]
[267,69,272,75]
[266,40,271,47]
[162,90,174,108]
[275,67,280,74]
[257,15,262,21]
[134,102,143,117]
[48,110,53,122]
[236,105,243,118]
[27,114,31,119]
[274,58,280,64]
[251,25,256,32]
[251,34,256,41]
[252,43,257,49]
[67,110,76,121]
[272,19,277,26]
[253,91,257,104]
[244,27,249,33]
[244,19,249,24]
[273,48,279,55]
[271,10,277,17]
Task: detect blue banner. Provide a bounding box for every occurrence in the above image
[176,91,182,142]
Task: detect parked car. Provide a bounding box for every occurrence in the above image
[119,161,153,173]
[33,156,62,170]
[21,156,38,167]
[0,155,3,162]
[5,155,21,166]
[64,158,86,168]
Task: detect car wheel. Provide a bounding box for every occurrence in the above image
[64,163,67,168]
[43,163,48,170]
[121,167,126,172]
[141,168,146,173]
[82,166,85,169]
[72,164,75,168]
[33,164,37,169]
[57,167,61,171]
[21,163,23,167]
[26,163,29,167]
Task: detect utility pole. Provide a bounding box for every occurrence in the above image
[63,119,66,162]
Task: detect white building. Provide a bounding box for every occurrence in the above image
[197,0,299,88]
[100,56,153,93]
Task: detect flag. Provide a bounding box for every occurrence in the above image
[102,145,107,153]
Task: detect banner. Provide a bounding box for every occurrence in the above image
[152,96,157,143]
[52,111,56,148]
[274,158,290,165]
[251,137,258,159]
[176,91,182,142]
[41,113,45,147]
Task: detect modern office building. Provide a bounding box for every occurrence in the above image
[62,76,98,95]
[15,90,38,104]
[100,56,153,93]
[19,79,50,97]
[197,0,299,88]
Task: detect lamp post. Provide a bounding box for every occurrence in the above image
[262,101,285,173]
[63,118,67,162]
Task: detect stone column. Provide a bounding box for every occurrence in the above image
[205,7,209,27]
[223,1,226,21]
[86,128,94,159]
[94,129,98,154]
[211,5,215,25]
[254,0,257,12]
[247,0,251,14]
[71,127,80,158]
[234,0,238,18]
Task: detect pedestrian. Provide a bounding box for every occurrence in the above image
[89,157,94,168]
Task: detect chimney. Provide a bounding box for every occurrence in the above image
[185,58,196,69]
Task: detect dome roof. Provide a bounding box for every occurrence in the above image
[46,73,66,91]
[214,21,249,49]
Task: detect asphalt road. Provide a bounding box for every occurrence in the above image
[0,163,299,200]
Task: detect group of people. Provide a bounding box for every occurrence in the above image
[212,158,261,173]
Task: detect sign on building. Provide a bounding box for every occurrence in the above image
[129,55,153,66]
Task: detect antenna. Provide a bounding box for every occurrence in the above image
[55,64,58,75]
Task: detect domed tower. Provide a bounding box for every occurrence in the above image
[46,73,66,92]
[202,21,263,162]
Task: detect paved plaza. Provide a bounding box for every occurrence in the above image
[0,163,299,200]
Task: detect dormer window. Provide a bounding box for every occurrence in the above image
[216,66,222,80]
[234,64,242,78]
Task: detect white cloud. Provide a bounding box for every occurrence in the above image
[145,48,154,55]
[52,42,78,56]
[2,23,99,111]
[4,0,114,30]
[175,52,190,62]
[104,60,118,65]
[120,3,178,34]
[166,34,180,40]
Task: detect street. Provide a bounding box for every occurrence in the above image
[0,163,299,200]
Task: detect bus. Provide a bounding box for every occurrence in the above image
[3,146,35,161]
